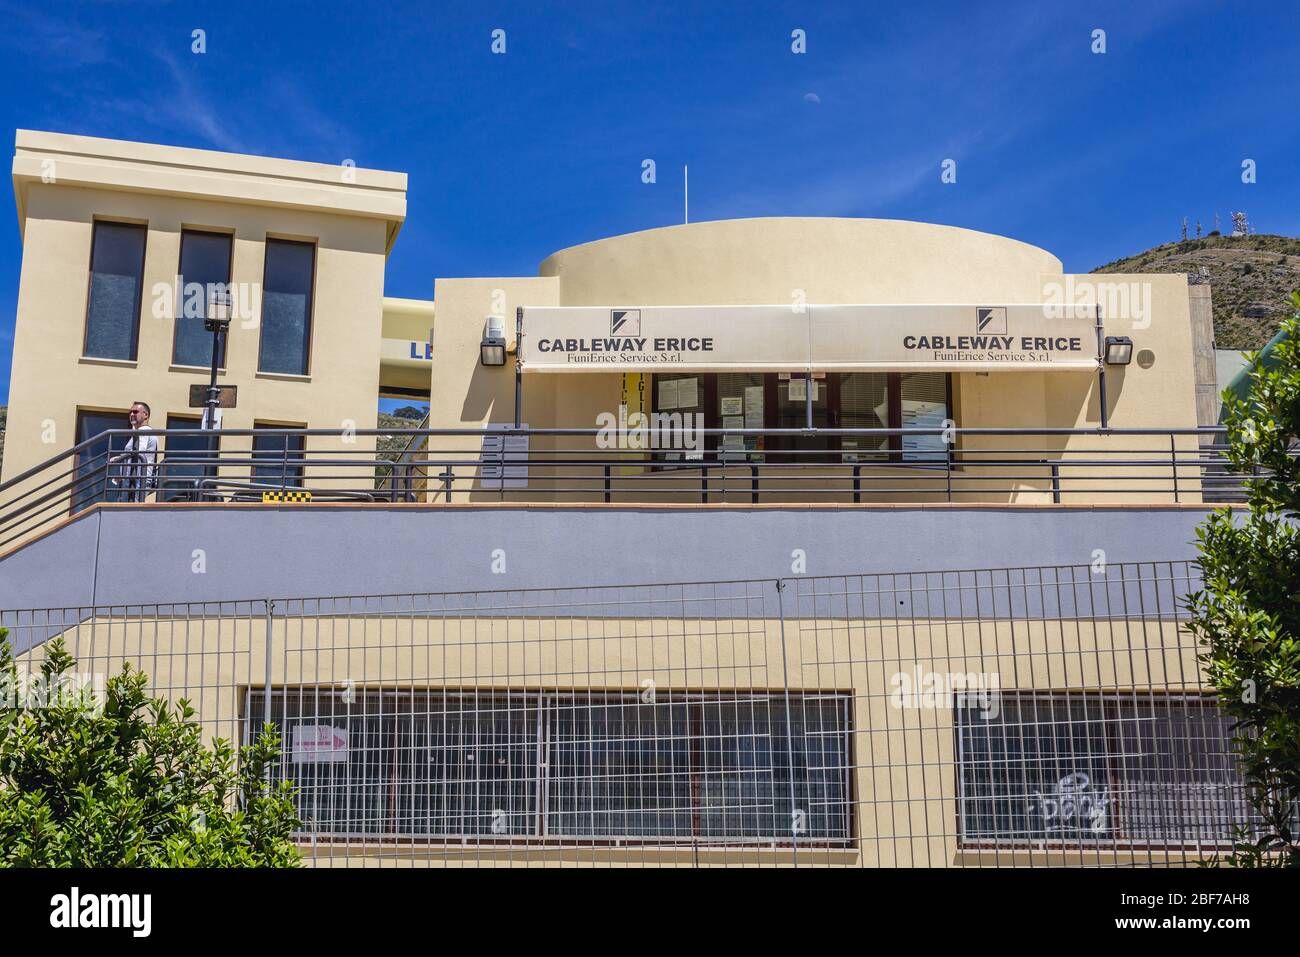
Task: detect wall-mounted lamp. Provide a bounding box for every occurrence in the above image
[480,315,507,367]
[1103,335,1133,366]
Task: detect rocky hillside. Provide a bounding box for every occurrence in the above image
[1092,233,1300,350]
[377,407,426,464]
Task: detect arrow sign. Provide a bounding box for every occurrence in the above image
[292,725,349,763]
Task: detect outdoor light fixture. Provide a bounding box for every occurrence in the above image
[1103,335,1133,366]
[480,316,507,367]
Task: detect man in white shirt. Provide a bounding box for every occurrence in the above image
[108,401,158,502]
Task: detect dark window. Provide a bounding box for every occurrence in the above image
[83,222,146,360]
[252,426,306,487]
[158,415,219,502]
[648,372,706,465]
[248,689,852,843]
[258,239,316,375]
[956,693,1258,848]
[73,409,132,512]
[650,371,950,464]
[173,230,233,368]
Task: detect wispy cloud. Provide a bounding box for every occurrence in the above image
[92,49,358,162]
[0,2,112,69]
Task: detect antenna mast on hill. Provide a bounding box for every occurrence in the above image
[1181,217,1188,241]
[1230,211,1250,237]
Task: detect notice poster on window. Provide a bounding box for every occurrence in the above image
[788,378,819,401]
[675,376,699,409]
[657,377,679,410]
[744,385,764,428]
[720,396,743,416]
[901,400,947,460]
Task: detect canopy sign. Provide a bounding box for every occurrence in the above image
[520,304,1099,373]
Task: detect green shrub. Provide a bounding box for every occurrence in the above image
[0,630,301,867]
[1186,294,1300,867]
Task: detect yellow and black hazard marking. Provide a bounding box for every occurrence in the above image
[261,489,313,503]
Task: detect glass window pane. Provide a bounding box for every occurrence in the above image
[252,690,537,839]
[254,689,395,837]
[84,222,146,360]
[73,410,132,512]
[957,693,1258,847]
[651,373,705,465]
[258,239,315,375]
[715,372,763,461]
[838,373,890,461]
[548,695,693,838]
[253,428,306,486]
[548,693,851,841]
[408,692,538,837]
[173,231,232,367]
[899,372,949,462]
[1110,698,1257,843]
[158,416,218,502]
[699,695,850,839]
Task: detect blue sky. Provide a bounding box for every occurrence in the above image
[1,0,1297,406]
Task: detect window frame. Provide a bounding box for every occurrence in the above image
[157,414,221,502]
[648,371,953,465]
[171,227,235,369]
[82,220,148,362]
[252,423,307,488]
[954,690,1256,852]
[72,407,133,513]
[247,688,855,847]
[257,236,318,376]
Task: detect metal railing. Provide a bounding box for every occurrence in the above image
[0,424,1278,551]
[0,560,1270,867]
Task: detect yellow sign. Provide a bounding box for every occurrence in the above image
[616,372,648,476]
[262,490,313,503]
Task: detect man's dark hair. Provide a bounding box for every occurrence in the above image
[131,401,151,416]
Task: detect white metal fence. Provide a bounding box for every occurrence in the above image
[0,560,1264,867]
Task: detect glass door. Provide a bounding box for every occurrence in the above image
[769,373,835,464]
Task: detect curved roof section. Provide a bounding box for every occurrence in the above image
[538,217,1063,306]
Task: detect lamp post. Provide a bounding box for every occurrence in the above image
[198,288,232,502]
[204,288,232,431]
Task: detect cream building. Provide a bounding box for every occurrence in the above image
[3,130,1213,513]
[3,130,411,505]
[0,132,1242,868]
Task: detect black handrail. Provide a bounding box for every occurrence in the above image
[0,424,1281,553]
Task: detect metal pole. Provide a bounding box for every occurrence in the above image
[206,322,222,428]
[774,578,799,867]
[1095,304,1109,430]
[514,306,524,429]
[262,599,274,729]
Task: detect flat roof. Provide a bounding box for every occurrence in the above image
[12,129,408,252]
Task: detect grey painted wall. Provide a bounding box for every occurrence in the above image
[0,505,1215,616]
